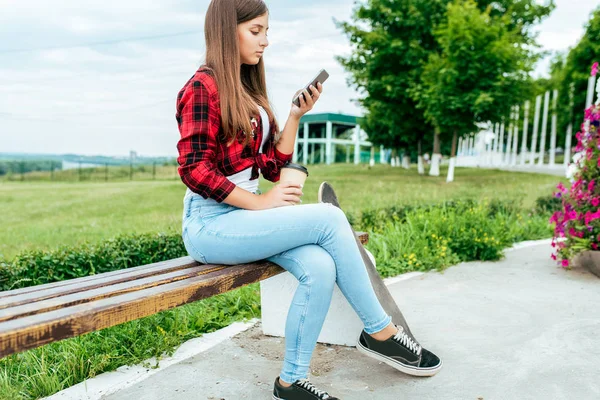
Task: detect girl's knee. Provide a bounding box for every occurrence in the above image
[314,203,347,226]
[293,245,336,288]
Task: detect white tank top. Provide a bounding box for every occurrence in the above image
[225,106,270,193]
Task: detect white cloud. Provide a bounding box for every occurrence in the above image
[0,0,203,34]
[532,0,597,77]
[1,0,598,156]
[0,0,362,156]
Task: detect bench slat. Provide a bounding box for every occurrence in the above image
[0,264,231,322]
[0,262,282,358]
[0,256,196,300]
[0,260,217,311]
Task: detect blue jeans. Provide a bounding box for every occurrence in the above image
[181,189,392,383]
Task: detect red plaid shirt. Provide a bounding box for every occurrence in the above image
[176,67,293,203]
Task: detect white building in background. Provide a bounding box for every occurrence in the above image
[293,113,385,165]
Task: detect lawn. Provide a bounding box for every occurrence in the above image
[0,164,564,260]
[0,164,565,399]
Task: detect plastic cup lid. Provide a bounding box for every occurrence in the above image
[282,162,309,176]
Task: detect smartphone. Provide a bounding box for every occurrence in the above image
[293,69,329,107]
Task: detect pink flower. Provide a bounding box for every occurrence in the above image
[584,210,600,225]
[568,227,577,237]
[592,62,599,77]
[592,198,600,207]
[551,253,557,260]
[561,259,569,267]
[564,211,578,222]
[592,243,598,250]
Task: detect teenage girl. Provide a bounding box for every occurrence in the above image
[176,1,441,398]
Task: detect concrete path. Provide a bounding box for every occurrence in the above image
[492,165,567,177]
[99,242,599,400]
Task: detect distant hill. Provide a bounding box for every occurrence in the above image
[0,153,176,166]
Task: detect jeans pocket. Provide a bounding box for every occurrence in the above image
[182,228,208,264]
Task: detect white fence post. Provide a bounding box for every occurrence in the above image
[549,89,558,166]
[520,101,530,165]
[538,91,550,166]
[505,107,514,165]
[564,82,575,167]
[511,105,519,166]
[584,72,597,134]
[529,95,542,165]
[499,121,505,165]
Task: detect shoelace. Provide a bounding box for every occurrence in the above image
[295,379,330,399]
[392,325,422,356]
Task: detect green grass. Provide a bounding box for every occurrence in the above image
[0,164,564,399]
[0,284,260,400]
[0,198,555,400]
[0,164,564,260]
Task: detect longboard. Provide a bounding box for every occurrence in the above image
[317,181,414,338]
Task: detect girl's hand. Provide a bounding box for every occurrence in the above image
[257,181,303,209]
[290,82,323,119]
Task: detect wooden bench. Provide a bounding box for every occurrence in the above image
[0,232,368,358]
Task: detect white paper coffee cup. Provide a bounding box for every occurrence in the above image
[280,162,309,187]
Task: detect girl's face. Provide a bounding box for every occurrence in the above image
[237,12,269,65]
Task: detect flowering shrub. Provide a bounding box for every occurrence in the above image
[550,62,600,267]
[364,199,552,277]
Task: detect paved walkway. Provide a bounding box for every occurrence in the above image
[81,242,599,399]
[491,164,567,177]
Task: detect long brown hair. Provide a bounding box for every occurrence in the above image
[203,0,279,147]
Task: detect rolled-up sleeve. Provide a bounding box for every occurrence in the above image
[176,80,236,202]
[260,133,294,183]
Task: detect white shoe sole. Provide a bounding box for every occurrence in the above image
[356,340,443,377]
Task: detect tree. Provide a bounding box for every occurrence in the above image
[335,0,553,174]
[335,0,447,168]
[553,7,600,154]
[418,0,535,181]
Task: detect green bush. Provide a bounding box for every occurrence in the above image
[357,199,478,233]
[0,233,186,291]
[533,194,562,216]
[363,199,553,277]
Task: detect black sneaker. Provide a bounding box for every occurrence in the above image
[272,377,340,400]
[356,325,442,377]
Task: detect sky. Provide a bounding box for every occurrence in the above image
[0,0,598,157]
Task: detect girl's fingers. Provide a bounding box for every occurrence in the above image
[304,88,314,105]
[311,86,320,100]
[299,91,306,106]
[283,195,301,203]
[283,190,303,197]
[308,85,319,103]
[293,83,323,110]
